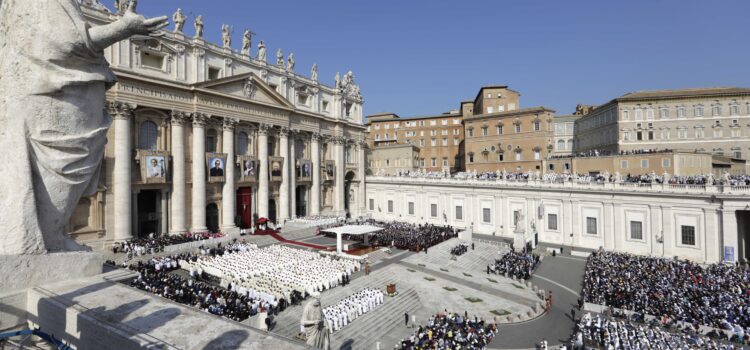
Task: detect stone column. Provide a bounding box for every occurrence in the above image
[222,118,238,232]
[131,192,138,237]
[279,127,290,223]
[257,124,271,218]
[160,189,169,235]
[333,137,346,215]
[112,102,134,242]
[357,140,366,217]
[170,111,188,234]
[290,133,297,219]
[310,133,322,216]
[191,113,208,232]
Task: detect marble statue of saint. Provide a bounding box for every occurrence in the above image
[221,24,232,48]
[276,48,284,66]
[286,53,295,72]
[241,29,252,56]
[172,8,186,33]
[0,0,168,254]
[301,292,330,350]
[257,40,266,62]
[311,64,318,81]
[194,15,204,38]
[334,72,341,89]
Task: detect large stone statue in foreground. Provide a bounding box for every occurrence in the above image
[301,292,330,350]
[0,0,168,254]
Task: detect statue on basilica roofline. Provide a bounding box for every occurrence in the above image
[340,70,361,99]
[287,53,295,72]
[241,29,254,56]
[334,72,341,89]
[276,48,284,66]
[172,8,187,33]
[194,15,204,38]
[311,64,318,82]
[0,0,168,254]
[221,24,232,48]
[257,40,266,62]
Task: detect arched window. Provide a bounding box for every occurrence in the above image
[139,121,158,150]
[237,132,249,156]
[557,140,565,150]
[206,129,218,153]
[567,139,574,151]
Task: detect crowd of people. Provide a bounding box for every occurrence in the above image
[182,244,359,306]
[323,288,385,333]
[450,243,469,257]
[289,215,343,227]
[377,162,750,188]
[397,311,497,349]
[112,232,224,256]
[566,312,744,350]
[582,250,750,330]
[487,251,540,280]
[321,220,456,252]
[127,252,275,323]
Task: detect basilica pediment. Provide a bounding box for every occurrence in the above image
[195,73,294,109]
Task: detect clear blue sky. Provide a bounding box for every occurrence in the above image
[134,0,749,117]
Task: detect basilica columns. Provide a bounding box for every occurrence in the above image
[357,140,367,217]
[310,133,321,215]
[112,102,133,242]
[279,127,290,222]
[191,113,208,232]
[290,134,297,219]
[333,137,346,215]
[169,111,188,234]
[258,124,270,218]
[222,118,238,231]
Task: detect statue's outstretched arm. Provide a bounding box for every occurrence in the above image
[89,2,168,50]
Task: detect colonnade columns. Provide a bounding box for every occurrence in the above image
[278,127,290,223]
[111,102,134,242]
[290,134,297,219]
[160,189,169,235]
[257,124,270,218]
[169,111,188,234]
[310,133,321,216]
[333,137,346,216]
[221,118,238,232]
[190,113,208,232]
[357,141,367,217]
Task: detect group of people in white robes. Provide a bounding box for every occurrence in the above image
[323,288,385,333]
[182,244,360,305]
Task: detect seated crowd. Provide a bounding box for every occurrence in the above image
[322,219,456,252]
[567,312,742,350]
[290,215,343,227]
[450,243,468,257]
[182,244,359,307]
[324,288,385,333]
[582,250,750,329]
[112,231,224,255]
[397,311,497,350]
[488,251,540,280]
[127,253,273,322]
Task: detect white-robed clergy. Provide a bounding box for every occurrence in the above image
[323,288,385,333]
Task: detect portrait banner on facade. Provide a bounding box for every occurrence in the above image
[140,150,169,184]
[239,156,258,183]
[297,159,312,182]
[269,156,284,182]
[206,153,228,183]
[324,160,335,181]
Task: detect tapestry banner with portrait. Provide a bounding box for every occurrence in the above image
[324,160,336,181]
[297,159,312,182]
[140,150,169,184]
[238,156,258,183]
[269,156,284,182]
[206,153,228,183]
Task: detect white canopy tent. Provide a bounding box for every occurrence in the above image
[321,225,383,253]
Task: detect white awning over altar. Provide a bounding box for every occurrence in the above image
[321,225,383,253]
